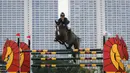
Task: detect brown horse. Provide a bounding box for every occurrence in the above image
[54,20,80,63]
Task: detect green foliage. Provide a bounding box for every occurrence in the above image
[32,67,97,73]
[127,69,130,73]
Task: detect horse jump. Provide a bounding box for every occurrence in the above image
[1,33,129,73]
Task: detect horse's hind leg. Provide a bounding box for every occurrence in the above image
[64,43,77,63]
[73,39,80,63]
[66,44,75,63]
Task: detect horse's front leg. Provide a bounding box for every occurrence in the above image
[54,30,58,41]
[58,40,65,45]
[67,44,77,63]
[65,44,72,50]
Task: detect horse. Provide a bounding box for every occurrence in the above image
[54,20,80,63]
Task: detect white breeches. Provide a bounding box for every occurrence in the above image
[67,23,71,29]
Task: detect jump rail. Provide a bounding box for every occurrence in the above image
[22,48,102,52]
[31,57,103,60]
[32,64,103,67]
[31,51,103,55]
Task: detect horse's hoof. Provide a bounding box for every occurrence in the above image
[61,42,65,44]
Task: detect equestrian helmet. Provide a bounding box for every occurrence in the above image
[60,12,65,17]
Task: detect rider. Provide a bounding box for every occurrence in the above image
[54,12,71,41]
[58,12,71,31]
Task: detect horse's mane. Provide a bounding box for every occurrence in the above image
[56,23,67,30]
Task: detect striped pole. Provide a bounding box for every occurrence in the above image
[0,66,6,72]
[0,65,6,71]
[0,70,7,72]
[32,64,103,67]
[31,51,102,55]
[31,57,103,61]
[0,65,6,67]
[22,48,102,53]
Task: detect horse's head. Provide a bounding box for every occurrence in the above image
[55,20,68,42]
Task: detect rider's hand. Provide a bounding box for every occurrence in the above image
[55,20,58,23]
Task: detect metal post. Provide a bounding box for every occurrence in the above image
[103,35,106,45]
[27,35,31,73]
[16,33,20,73]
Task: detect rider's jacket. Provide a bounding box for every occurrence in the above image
[57,17,70,26]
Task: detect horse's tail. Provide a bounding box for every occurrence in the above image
[76,36,81,46]
[77,37,81,42]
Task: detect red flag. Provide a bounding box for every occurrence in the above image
[16,33,20,36]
